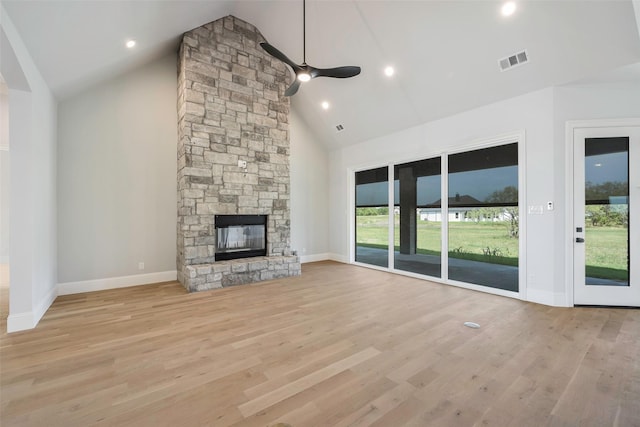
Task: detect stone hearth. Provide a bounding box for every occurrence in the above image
[176,15,300,292]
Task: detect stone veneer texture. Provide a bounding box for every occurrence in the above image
[176,15,300,291]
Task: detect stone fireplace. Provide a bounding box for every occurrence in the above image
[176,15,301,292]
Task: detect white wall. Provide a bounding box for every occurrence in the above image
[1,90,9,262]
[57,54,178,286]
[57,53,328,289]
[1,7,58,332]
[329,88,559,303]
[329,81,640,307]
[290,110,330,262]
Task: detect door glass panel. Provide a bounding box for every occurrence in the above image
[584,137,629,286]
[355,167,389,267]
[448,143,519,292]
[393,158,441,277]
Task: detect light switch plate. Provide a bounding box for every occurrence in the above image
[528,205,543,215]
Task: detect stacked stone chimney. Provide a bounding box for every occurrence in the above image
[176,16,300,291]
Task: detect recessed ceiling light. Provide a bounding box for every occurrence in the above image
[321,101,330,110]
[126,40,136,48]
[384,66,395,77]
[501,1,516,16]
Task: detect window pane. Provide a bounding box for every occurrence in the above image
[584,137,629,286]
[394,157,441,277]
[448,143,519,292]
[355,167,389,267]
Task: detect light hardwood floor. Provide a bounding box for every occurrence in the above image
[1,261,639,426]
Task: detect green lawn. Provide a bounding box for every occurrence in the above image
[356,214,628,280]
[585,226,628,281]
[356,215,518,266]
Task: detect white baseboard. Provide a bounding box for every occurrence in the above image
[554,293,571,307]
[527,289,569,307]
[299,253,330,263]
[7,311,36,332]
[328,253,348,263]
[58,270,177,296]
[7,284,57,333]
[35,284,58,323]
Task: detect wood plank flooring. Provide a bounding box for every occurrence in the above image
[1,261,639,426]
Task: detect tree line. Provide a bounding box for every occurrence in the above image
[585,181,628,227]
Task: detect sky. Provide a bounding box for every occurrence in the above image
[585,151,628,186]
[356,165,518,206]
[356,145,626,208]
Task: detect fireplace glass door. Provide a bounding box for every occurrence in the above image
[215,215,267,261]
[217,225,265,254]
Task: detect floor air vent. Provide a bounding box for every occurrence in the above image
[499,50,529,72]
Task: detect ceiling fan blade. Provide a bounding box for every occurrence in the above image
[312,66,361,79]
[284,79,301,96]
[260,42,301,72]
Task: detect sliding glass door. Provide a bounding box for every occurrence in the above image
[394,157,442,277]
[352,139,521,296]
[447,143,519,292]
[355,167,389,268]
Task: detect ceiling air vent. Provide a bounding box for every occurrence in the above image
[499,49,529,72]
[335,124,345,132]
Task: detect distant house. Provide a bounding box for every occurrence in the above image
[419,194,483,222]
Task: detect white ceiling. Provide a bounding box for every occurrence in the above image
[3,0,640,149]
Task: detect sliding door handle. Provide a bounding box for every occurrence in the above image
[576,237,585,243]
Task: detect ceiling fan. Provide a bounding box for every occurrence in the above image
[260,0,362,96]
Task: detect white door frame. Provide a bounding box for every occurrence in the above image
[564,118,640,306]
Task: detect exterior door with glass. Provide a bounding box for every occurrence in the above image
[573,125,640,306]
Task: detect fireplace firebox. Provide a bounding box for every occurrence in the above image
[215,215,267,261]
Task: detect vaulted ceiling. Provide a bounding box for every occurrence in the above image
[3,1,640,149]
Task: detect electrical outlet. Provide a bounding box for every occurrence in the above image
[138,262,145,270]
